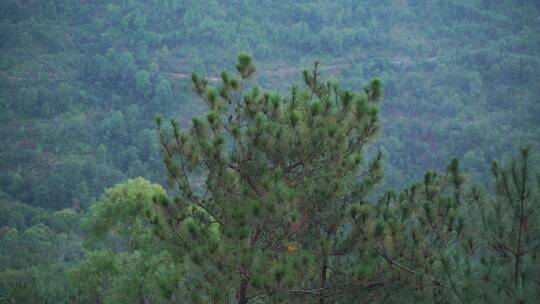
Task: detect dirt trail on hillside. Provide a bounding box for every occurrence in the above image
[167,63,345,82]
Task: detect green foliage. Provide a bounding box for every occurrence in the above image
[0,199,40,229]
[151,56,539,303]
[155,55,384,303]
[363,147,540,303]
[71,178,187,303]
[1,0,539,210]
[0,201,83,304]
[82,177,165,246]
[69,250,118,304]
[472,146,540,302]
[0,1,539,303]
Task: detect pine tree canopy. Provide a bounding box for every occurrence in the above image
[155,54,385,303]
[151,55,539,304]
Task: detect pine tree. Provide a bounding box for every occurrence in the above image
[368,158,477,303]
[471,146,540,303]
[154,54,383,303]
[372,147,540,304]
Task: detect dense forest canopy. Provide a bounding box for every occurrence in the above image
[1,0,539,209]
[0,0,539,303]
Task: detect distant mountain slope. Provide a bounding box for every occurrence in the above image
[1,0,539,209]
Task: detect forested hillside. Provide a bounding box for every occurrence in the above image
[1,0,539,209]
[1,0,539,303]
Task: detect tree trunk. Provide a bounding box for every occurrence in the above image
[319,257,328,304]
[238,279,249,304]
[237,227,261,304]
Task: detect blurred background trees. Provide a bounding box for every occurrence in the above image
[1,0,538,210]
